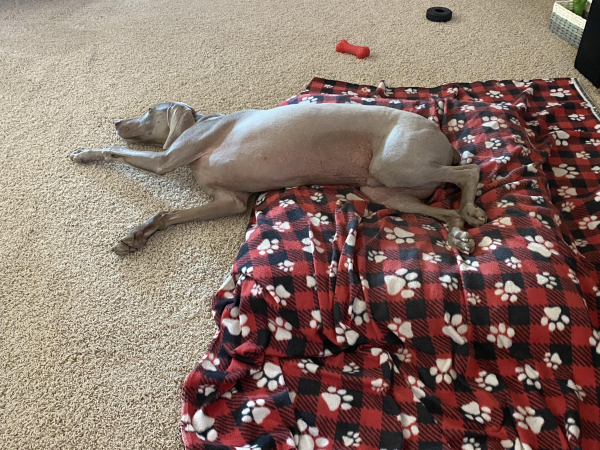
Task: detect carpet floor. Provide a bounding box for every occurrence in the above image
[1,0,599,448]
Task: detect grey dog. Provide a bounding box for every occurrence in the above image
[71,102,487,255]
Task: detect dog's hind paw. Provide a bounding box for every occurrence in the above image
[112,241,137,256]
[448,229,475,255]
[70,148,105,163]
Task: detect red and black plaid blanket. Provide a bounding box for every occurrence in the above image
[182,78,600,450]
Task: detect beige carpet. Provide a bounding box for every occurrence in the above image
[1,0,599,448]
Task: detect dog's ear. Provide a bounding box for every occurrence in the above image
[164,104,196,149]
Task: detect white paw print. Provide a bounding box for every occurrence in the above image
[321,386,353,411]
[457,255,480,272]
[594,166,600,174]
[292,419,329,450]
[529,212,551,228]
[576,151,591,159]
[349,297,370,326]
[525,235,559,258]
[342,431,361,447]
[558,186,577,198]
[396,347,412,363]
[307,212,329,226]
[463,135,476,145]
[279,198,296,208]
[278,260,294,272]
[201,352,221,371]
[257,238,279,255]
[561,201,575,212]
[489,89,504,98]
[536,272,558,289]
[399,414,419,439]
[328,261,338,278]
[552,130,570,146]
[302,230,325,254]
[488,323,515,349]
[192,410,218,441]
[497,198,515,208]
[448,118,465,131]
[388,317,414,342]
[371,378,389,393]
[526,119,539,127]
[298,358,320,374]
[467,292,481,305]
[462,401,492,424]
[461,105,476,112]
[476,183,484,197]
[310,192,324,202]
[335,322,359,346]
[550,88,570,98]
[541,307,570,331]
[552,164,579,179]
[266,284,291,306]
[568,113,585,121]
[516,364,541,389]
[367,249,387,263]
[429,358,457,384]
[268,317,293,341]
[485,138,503,149]
[494,280,521,302]
[384,226,415,244]
[240,314,251,337]
[423,252,442,264]
[462,436,481,450]
[505,257,522,269]
[513,406,544,433]
[310,310,321,329]
[301,96,319,103]
[495,155,510,165]
[385,268,421,298]
[590,330,600,354]
[544,352,562,369]
[253,362,285,391]
[579,215,600,230]
[440,275,459,291]
[407,375,426,401]
[567,379,586,401]
[586,139,600,147]
[566,417,581,441]
[482,116,507,130]
[479,236,502,251]
[475,371,499,392]
[422,223,438,231]
[461,151,474,164]
[442,313,468,345]
[568,268,579,284]
[241,399,271,424]
[343,361,360,374]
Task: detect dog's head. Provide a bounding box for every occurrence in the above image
[115,102,197,149]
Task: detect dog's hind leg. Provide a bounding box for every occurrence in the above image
[436,164,487,227]
[360,186,475,254]
[112,190,249,256]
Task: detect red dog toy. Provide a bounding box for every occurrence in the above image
[336,39,370,59]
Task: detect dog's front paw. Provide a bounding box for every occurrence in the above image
[70,148,105,163]
[112,227,148,256]
[447,229,475,255]
[461,204,487,228]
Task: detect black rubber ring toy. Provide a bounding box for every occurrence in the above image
[426,6,452,22]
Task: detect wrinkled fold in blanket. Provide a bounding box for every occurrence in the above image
[182,78,600,450]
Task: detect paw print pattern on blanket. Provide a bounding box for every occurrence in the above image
[182,78,600,450]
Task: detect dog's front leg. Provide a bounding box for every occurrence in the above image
[112,190,250,255]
